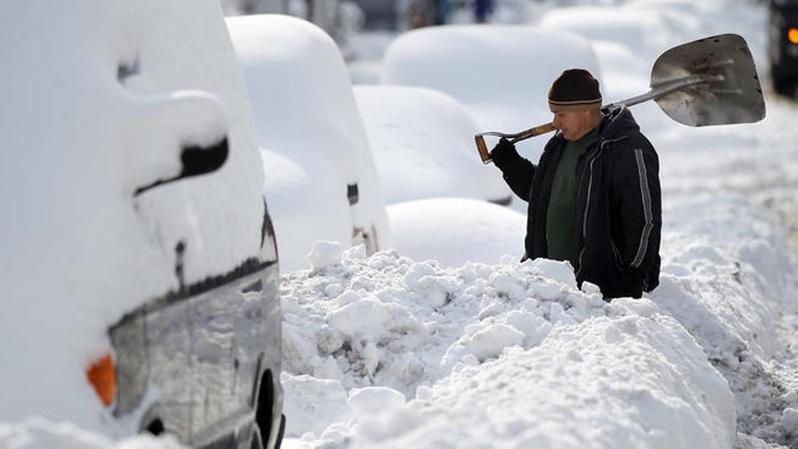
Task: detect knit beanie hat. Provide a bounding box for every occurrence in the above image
[548,69,602,112]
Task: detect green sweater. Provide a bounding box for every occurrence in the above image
[546,127,598,262]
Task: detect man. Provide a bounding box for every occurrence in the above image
[490,69,661,299]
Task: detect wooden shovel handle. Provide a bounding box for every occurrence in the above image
[511,122,556,143]
[474,122,556,164]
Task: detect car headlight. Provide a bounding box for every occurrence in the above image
[86,353,116,407]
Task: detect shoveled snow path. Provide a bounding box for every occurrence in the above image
[654,89,798,448]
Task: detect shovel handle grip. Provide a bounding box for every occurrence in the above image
[475,122,556,164]
[511,122,556,143]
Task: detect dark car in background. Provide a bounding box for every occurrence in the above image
[769,0,798,95]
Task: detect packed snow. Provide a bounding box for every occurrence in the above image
[276,191,794,448]
[4,0,798,449]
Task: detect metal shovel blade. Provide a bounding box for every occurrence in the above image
[651,33,765,127]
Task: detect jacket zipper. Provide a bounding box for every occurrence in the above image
[574,137,627,279]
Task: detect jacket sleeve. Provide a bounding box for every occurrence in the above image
[490,142,536,202]
[612,135,662,289]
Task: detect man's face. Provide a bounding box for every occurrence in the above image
[552,110,597,141]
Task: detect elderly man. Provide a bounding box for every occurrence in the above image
[490,68,661,300]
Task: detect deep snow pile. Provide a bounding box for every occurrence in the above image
[655,195,798,446]
[280,251,735,448]
[276,193,797,449]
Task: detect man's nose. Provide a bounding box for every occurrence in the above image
[552,115,561,129]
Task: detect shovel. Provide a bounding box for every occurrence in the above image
[474,33,766,163]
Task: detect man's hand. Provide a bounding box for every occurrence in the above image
[490,138,516,166]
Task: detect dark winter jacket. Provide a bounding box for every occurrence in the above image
[491,105,661,299]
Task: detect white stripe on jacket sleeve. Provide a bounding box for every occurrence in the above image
[632,148,654,269]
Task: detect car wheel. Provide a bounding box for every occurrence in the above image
[139,404,165,436]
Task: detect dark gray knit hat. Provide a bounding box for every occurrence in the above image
[548,69,602,112]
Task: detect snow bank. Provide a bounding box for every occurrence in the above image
[278,189,798,448]
[0,0,266,430]
[654,194,795,442]
[381,25,601,160]
[658,195,790,361]
[387,198,525,267]
[375,312,733,449]
[227,14,390,271]
[279,236,736,446]
[353,85,509,204]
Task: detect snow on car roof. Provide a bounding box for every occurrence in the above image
[386,197,525,267]
[354,85,509,205]
[382,25,601,159]
[538,5,676,61]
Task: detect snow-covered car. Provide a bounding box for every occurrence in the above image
[381,25,601,161]
[537,6,677,62]
[387,198,526,267]
[769,0,798,95]
[353,85,510,205]
[0,1,283,448]
[226,14,390,272]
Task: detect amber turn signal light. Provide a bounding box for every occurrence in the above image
[86,353,116,407]
[789,28,798,45]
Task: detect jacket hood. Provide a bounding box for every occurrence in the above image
[598,104,640,140]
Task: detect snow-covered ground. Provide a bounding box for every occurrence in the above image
[5,1,798,449]
[273,1,798,448]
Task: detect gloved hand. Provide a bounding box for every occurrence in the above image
[490,138,516,167]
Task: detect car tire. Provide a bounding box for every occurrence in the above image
[139,404,165,436]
